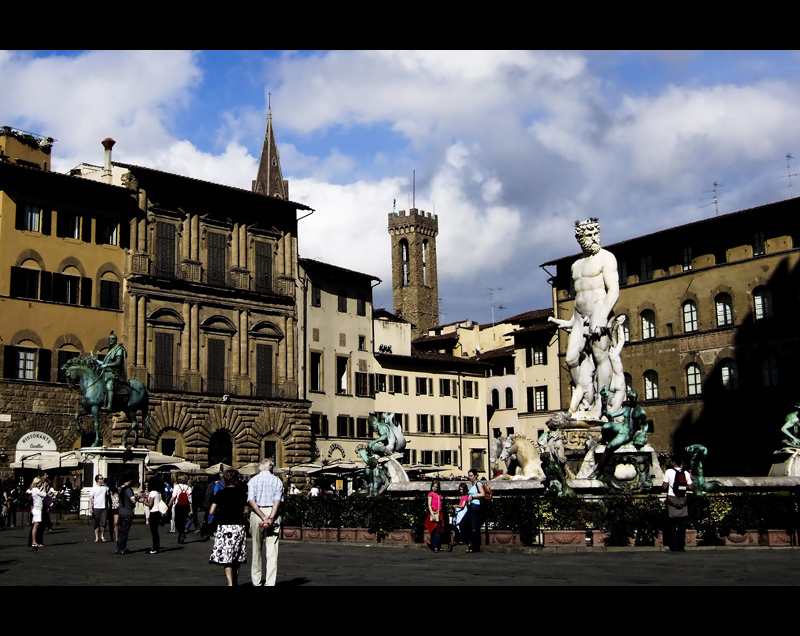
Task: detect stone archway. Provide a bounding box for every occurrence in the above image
[208,429,234,466]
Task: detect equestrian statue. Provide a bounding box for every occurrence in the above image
[62,331,149,449]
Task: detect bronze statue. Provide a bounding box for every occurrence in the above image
[357,414,406,495]
[538,425,575,497]
[62,334,149,449]
[781,404,800,448]
[685,444,721,495]
[589,386,648,479]
[101,331,127,412]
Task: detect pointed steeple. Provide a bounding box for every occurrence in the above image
[253,101,288,199]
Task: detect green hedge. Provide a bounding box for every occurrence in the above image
[280,491,800,545]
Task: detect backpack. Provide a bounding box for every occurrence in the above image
[481,482,493,501]
[672,468,688,497]
[176,485,190,507]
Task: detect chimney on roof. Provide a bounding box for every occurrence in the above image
[102,137,116,184]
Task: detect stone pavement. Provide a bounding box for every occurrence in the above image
[1,519,799,586]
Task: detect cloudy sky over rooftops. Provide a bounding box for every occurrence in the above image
[3,50,800,324]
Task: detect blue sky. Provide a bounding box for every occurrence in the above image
[3,50,800,324]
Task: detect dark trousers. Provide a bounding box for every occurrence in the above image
[117,515,133,552]
[430,523,442,550]
[175,505,190,539]
[149,511,162,551]
[666,516,688,551]
[465,505,481,551]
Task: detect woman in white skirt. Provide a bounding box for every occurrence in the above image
[208,468,248,586]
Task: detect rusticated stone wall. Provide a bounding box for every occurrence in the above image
[0,378,312,482]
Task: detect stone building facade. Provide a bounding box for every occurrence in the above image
[0,120,316,480]
[388,208,439,334]
[543,200,800,475]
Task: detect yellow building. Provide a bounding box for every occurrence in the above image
[0,127,139,477]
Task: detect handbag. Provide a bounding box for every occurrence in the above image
[157,500,169,515]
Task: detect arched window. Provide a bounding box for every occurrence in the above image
[641,309,656,340]
[753,287,773,320]
[686,363,702,396]
[491,388,500,410]
[715,293,733,327]
[644,370,659,400]
[400,239,410,286]
[624,373,633,394]
[762,356,778,387]
[720,359,739,391]
[422,240,428,286]
[505,387,514,409]
[682,301,698,333]
[619,315,630,342]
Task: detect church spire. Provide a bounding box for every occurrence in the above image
[253,97,288,199]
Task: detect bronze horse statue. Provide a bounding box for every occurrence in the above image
[62,356,150,448]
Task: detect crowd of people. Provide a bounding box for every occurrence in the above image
[4,459,289,586]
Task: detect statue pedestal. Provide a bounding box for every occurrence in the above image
[577,444,661,492]
[769,448,800,476]
[78,446,148,517]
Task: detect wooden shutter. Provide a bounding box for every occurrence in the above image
[255,242,272,292]
[41,209,51,235]
[256,343,274,397]
[156,222,176,278]
[37,349,51,381]
[154,332,174,390]
[39,271,52,302]
[207,338,225,394]
[81,217,92,243]
[81,277,93,307]
[207,232,226,285]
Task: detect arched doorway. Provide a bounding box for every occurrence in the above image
[208,430,233,466]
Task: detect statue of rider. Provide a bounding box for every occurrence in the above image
[101,331,127,412]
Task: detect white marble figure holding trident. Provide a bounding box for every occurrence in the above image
[549,219,622,417]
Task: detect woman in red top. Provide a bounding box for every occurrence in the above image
[424,479,445,552]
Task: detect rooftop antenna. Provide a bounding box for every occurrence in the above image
[392,198,396,215]
[413,170,416,209]
[699,182,724,215]
[779,154,799,199]
[488,288,506,326]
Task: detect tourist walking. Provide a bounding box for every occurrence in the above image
[247,458,283,586]
[663,455,692,552]
[145,476,165,554]
[168,475,192,544]
[464,469,485,553]
[115,474,137,555]
[424,479,445,552]
[90,474,110,543]
[208,468,248,586]
[186,479,204,534]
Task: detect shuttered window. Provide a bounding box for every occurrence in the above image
[255,242,273,293]
[256,343,274,397]
[155,222,176,278]
[154,332,174,390]
[207,232,226,285]
[207,338,225,394]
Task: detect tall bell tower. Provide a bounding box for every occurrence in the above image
[388,208,439,333]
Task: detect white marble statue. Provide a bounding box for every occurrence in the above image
[549,218,623,418]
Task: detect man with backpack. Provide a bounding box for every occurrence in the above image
[662,455,692,552]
